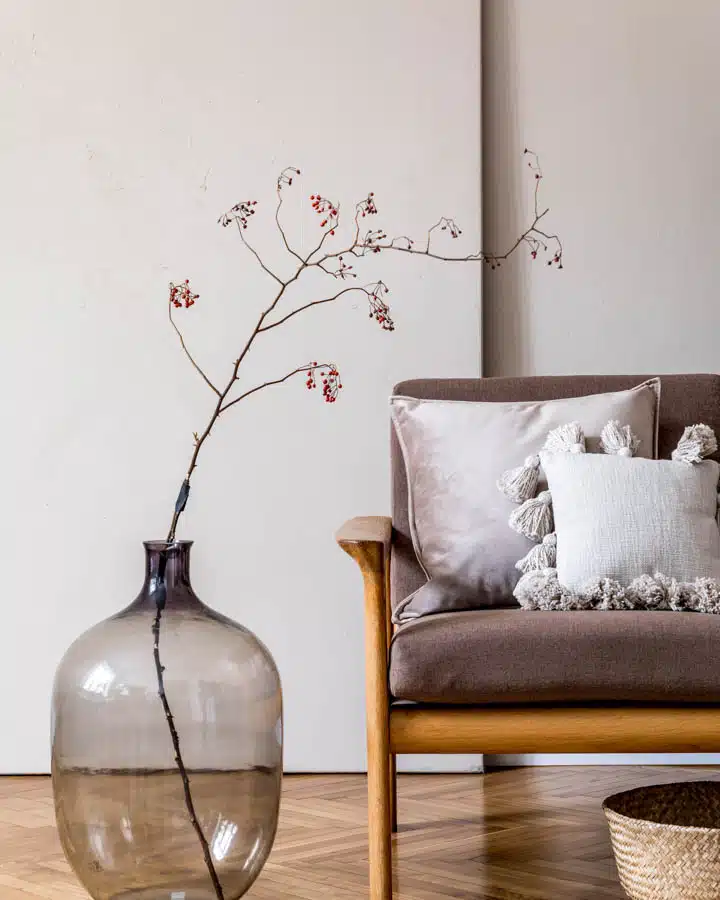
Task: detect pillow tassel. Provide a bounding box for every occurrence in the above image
[694,577,720,614]
[515,533,557,573]
[509,490,553,542]
[655,573,696,612]
[514,568,592,610]
[600,420,640,457]
[672,423,718,465]
[626,573,670,610]
[578,576,633,610]
[543,421,586,454]
[497,454,541,503]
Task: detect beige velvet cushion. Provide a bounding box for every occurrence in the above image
[390,379,660,620]
[543,452,720,590]
[389,607,720,704]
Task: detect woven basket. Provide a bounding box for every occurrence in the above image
[604,781,720,899]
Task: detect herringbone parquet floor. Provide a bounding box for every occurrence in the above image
[1,765,718,899]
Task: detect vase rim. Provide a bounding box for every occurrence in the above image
[143,540,194,550]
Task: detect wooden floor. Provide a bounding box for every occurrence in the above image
[1,765,718,899]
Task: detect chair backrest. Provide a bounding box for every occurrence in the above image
[391,374,720,605]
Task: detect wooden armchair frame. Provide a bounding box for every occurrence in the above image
[337,515,720,900]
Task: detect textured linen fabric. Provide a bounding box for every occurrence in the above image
[543,452,720,590]
[390,380,660,619]
[391,374,720,613]
[389,608,720,704]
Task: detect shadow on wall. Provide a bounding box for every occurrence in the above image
[481,0,529,377]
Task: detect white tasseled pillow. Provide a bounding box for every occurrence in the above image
[541,451,720,590]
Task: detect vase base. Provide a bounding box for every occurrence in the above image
[113,892,223,900]
[54,767,281,900]
[112,891,226,900]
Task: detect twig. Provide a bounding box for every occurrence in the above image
[350,204,562,266]
[165,265,309,542]
[258,286,363,332]
[220,362,338,413]
[235,221,284,285]
[311,150,562,269]
[304,194,341,263]
[275,169,305,265]
[152,576,225,900]
[168,302,221,396]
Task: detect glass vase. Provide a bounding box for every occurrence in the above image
[51,541,283,900]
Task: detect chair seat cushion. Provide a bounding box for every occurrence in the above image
[389,609,720,704]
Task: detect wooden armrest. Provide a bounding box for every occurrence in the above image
[336,514,393,660]
[336,515,392,570]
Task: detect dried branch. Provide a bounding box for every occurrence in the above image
[156,150,563,898]
[165,264,310,542]
[152,596,225,899]
[235,221,284,285]
[258,285,364,332]
[305,191,341,260]
[220,362,341,413]
[275,167,305,265]
[219,198,284,284]
[168,289,220,396]
[167,150,562,541]
[313,149,563,270]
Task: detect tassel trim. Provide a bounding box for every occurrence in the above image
[515,533,557,573]
[509,490,554,542]
[543,421,585,455]
[497,454,541,503]
[672,424,718,465]
[600,420,640,457]
[514,568,720,614]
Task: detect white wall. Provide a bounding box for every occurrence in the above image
[483,0,720,377]
[0,0,482,773]
[482,0,720,767]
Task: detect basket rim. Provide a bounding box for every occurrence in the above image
[603,781,720,836]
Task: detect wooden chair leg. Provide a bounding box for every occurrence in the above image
[389,753,398,833]
[363,546,392,900]
[367,716,392,899]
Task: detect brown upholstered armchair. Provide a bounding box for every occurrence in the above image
[337,374,720,900]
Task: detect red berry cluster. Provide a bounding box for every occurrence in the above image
[218,200,257,229]
[439,216,462,239]
[335,256,356,280]
[309,194,338,235]
[305,363,342,403]
[364,229,387,254]
[526,237,541,261]
[358,192,378,218]
[524,147,543,181]
[522,238,564,269]
[278,166,301,190]
[169,280,199,309]
[367,282,394,331]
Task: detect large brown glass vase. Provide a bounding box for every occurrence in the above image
[51,541,283,900]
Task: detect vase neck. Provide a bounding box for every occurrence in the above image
[138,541,198,608]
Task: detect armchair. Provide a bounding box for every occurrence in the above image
[338,374,720,900]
